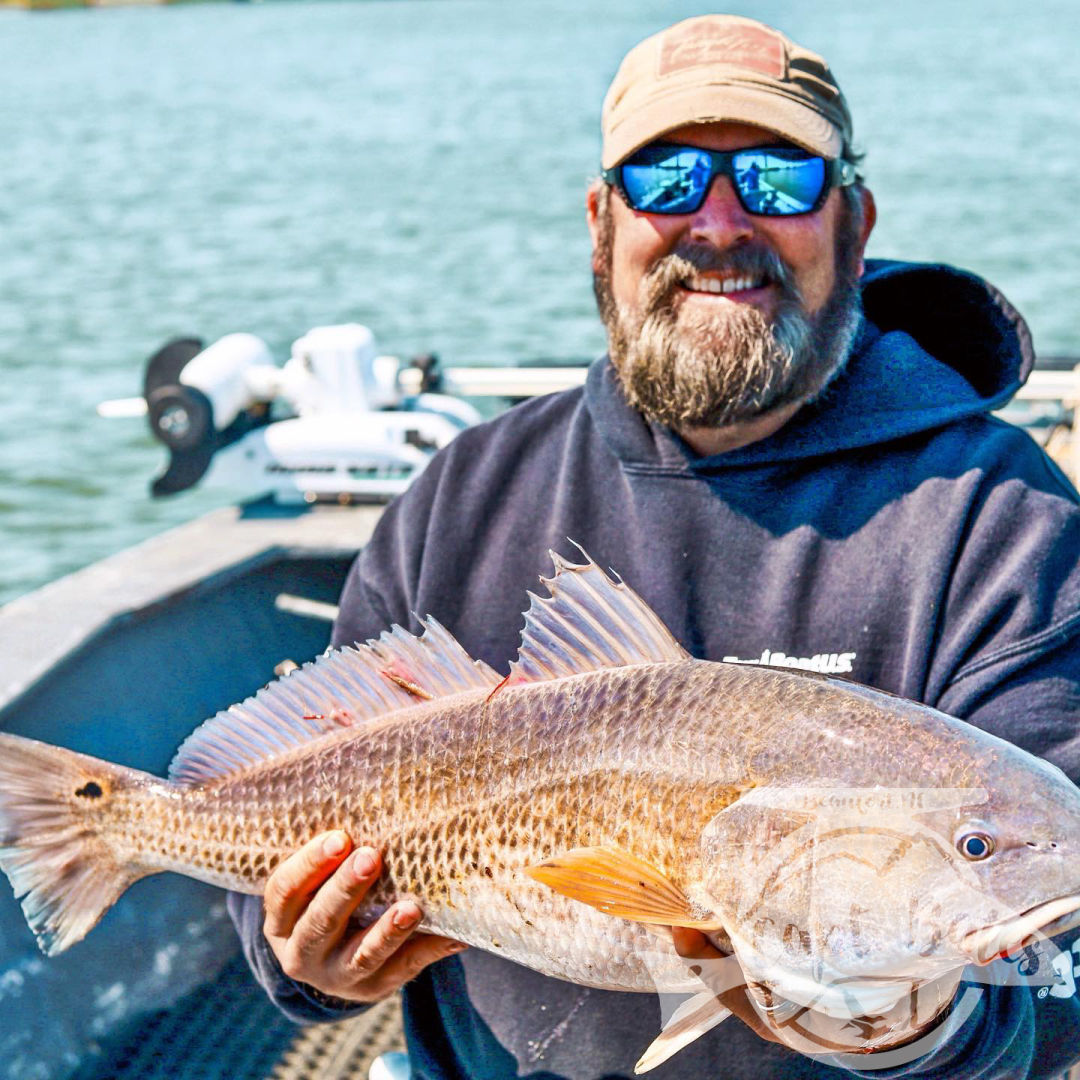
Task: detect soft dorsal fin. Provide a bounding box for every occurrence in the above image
[505,544,689,687]
[169,617,499,785]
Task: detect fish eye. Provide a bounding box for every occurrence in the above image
[956,830,995,861]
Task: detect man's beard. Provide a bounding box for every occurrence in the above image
[594,207,865,432]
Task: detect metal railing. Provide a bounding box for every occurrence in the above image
[417,362,1080,485]
[1009,363,1080,483]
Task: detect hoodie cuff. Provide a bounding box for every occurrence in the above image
[226,890,371,1024]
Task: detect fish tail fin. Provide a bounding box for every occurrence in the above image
[0,732,160,955]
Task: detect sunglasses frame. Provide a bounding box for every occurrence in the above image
[602,143,857,218]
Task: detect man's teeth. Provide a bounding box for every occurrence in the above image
[685,276,762,295]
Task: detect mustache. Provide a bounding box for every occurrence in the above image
[640,245,801,314]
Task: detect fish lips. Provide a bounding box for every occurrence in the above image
[963,894,1080,964]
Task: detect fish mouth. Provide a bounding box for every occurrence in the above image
[963,895,1080,964]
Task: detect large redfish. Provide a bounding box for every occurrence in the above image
[1,550,1079,1070]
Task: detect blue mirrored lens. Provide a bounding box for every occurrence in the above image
[733,151,825,215]
[620,148,712,214]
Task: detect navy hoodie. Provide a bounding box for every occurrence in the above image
[230,260,1080,1079]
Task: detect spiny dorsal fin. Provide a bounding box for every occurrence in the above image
[169,616,499,785]
[505,544,689,687]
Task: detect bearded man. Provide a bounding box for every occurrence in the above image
[230,15,1080,1079]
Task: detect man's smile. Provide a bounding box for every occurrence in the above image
[676,271,777,315]
[679,271,770,299]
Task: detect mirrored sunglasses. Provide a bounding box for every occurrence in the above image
[603,144,856,218]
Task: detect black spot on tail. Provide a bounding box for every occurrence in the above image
[75,782,103,800]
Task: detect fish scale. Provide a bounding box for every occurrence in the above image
[3,550,1080,1070]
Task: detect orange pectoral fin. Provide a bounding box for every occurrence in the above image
[524,846,723,930]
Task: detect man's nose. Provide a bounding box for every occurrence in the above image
[687,176,755,248]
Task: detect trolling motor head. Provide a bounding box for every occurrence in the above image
[138,325,479,503]
[144,334,271,494]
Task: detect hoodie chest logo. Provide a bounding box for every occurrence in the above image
[722,647,857,675]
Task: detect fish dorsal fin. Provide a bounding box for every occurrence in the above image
[505,545,689,687]
[524,846,722,930]
[168,616,499,785]
[368,617,500,698]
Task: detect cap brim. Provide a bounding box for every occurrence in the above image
[602,82,843,169]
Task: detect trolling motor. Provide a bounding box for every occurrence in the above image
[120,325,482,503]
[98,326,592,502]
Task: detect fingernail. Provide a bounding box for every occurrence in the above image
[351,847,378,878]
[449,941,468,953]
[393,902,421,930]
[323,832,348,857]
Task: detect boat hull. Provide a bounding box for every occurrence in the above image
[0,502,376,1079]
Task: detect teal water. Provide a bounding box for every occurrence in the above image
[1,0,1077,605]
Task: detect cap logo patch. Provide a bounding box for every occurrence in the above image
[658,24,785,79]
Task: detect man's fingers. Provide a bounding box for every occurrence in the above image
[342,900,425,980]
[344,913,467,991]
[386,932,469,984]
[671,926,725,960]
[716,985,787,1045]
[263,831,353,939]
[669,926,785,1043]
[289,846,383,962]
[261,838,464,1001]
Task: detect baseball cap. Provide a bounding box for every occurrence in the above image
[601,15,853,170]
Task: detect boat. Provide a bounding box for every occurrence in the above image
[0,330,591,1080]
[0,330,1075,1079]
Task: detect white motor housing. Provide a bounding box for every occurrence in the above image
[140,323,481,502]
[283,324,402,414]
[179,333,276,431]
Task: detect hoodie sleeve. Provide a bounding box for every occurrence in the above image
[225,890,372,1024]
[892,638,1080,1080]
[843,984,1033,1080]
[928,430,1080,773]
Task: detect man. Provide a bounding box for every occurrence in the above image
[230,15,1080,1078]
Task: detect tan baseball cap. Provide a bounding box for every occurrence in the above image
[601,15,853,170]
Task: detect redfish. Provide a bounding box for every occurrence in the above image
[2,549,1079,1069]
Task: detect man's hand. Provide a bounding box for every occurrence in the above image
[263,831,467,1003]
[672,927,787,1045]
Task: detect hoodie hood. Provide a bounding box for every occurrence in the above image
[588,259,1036,470]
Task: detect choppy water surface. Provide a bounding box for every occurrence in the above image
[0,0,1077,604]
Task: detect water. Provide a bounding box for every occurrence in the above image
[1,0,1077,605]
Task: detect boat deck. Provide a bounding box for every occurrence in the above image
[71,957,405,1080]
